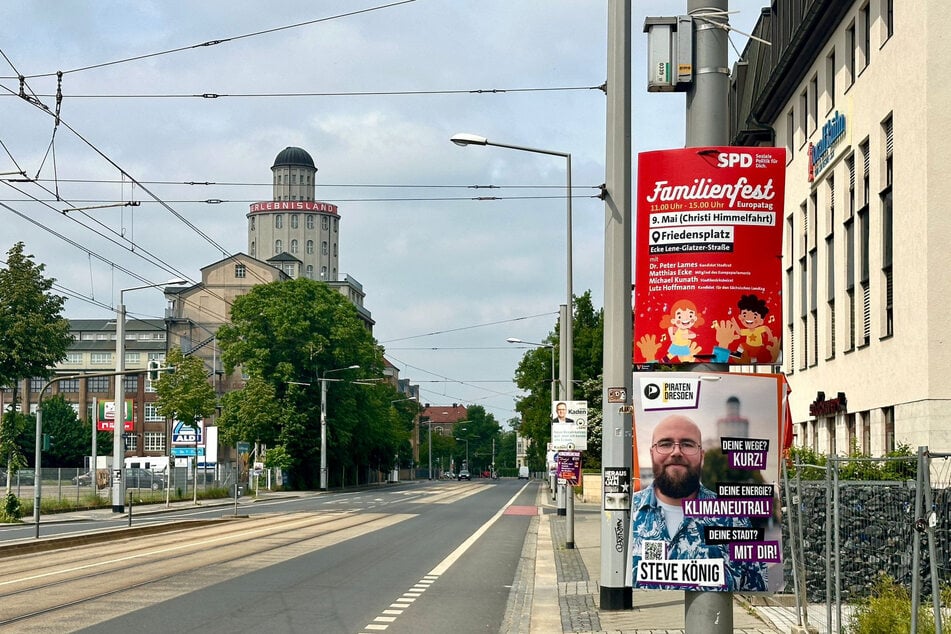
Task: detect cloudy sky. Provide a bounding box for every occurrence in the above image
[1,1,767,425]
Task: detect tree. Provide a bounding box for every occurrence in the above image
[511,290,604,471]
[0,242,72,482]
[35,395,88,468]
[154,347,218,445]
[217,377,282,447]
[216,277,395,488]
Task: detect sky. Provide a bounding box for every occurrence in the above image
[0,1,768,426]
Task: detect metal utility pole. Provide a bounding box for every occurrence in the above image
[600,0,633,611]
[684,1,732,631]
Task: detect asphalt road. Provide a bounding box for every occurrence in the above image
[0,479,538,633]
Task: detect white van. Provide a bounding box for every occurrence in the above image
[518,465,530,480]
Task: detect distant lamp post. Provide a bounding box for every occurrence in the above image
[507,337,557,402]
[453,133,573,401]
[319,364,360,490]
[112,278,188,513]
[454,436,470,471]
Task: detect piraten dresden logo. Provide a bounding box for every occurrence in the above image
[644,383,661,400]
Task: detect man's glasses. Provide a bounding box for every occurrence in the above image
[652,440,701,455]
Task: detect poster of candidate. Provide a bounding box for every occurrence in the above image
[630,371,786,593]
[634,147,786,366]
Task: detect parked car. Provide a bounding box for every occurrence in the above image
[72,471,94,486]
[126,468,165,490]
[457,469,471,481]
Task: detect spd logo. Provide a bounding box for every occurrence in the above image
[716,152,752,168]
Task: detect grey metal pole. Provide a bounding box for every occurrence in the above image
[320,377,328,490]
[600,0,633,611]
[33,404,42,537]
[111,301,126,513]
[566,476,575,548]
[565,154,573,403]
[556,304,567,517]
[428,421,432,480]
[682,1,733,628]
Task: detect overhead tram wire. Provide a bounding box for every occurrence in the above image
[380,311,557,344]
[4,85,603,99]
[4,1,418,80]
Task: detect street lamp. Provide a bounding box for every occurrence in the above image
[507,337,557,403]
[452,133,573,400]
[454,437,469,471]
[319,364,360,490]
[112,278,188,513]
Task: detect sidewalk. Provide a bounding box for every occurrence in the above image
[501,482,816,634]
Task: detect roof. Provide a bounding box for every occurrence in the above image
[421,404,468,424]
[272,146,315,170]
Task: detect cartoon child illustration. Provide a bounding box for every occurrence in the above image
[659,299,705,361]
[731,294,775,363]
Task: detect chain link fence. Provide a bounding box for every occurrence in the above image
[783,448,950,633]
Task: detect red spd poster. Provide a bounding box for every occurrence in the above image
[634,147,786,365]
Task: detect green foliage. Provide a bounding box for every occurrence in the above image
[511,290,604,473]
[848,574,936,634]
[787,442,916,481]
[263,445,292,470]
[1,492,22,522]
[0,242,73,472]
[155,347,218,428]
[37,395,88,467]
[217,277,393,488]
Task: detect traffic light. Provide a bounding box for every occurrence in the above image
[42,433,54,451]
[148,360,160,381]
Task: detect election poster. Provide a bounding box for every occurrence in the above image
[630,371,786,593]
[97,399,134,432]
[550,400,588,450]
[633,147,786,366]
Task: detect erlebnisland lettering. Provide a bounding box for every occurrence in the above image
[636,559,725,587]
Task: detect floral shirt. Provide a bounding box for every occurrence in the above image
[630,483,767,591]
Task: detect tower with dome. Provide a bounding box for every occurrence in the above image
[247,146,340,282]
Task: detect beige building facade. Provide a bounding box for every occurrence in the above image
[732,0,951,455]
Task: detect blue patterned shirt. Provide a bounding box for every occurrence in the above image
[630,483,767,591]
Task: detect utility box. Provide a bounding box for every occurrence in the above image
[644,15,693,92]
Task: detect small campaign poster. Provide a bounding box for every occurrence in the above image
[630,371,786,593]
[97,399,134,432]
[634,147,786,366]
[551,400,588,450]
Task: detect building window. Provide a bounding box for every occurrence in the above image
[884,0,894,39]
[145,402,163,422]
[235,263,246,279]
[124,352,139,366]
[125,376,138,393]
[306,215,314,230]
[274,239,282,255]
[306,240,314,254]
[321,240,328,255]
[334,218,338,233]
[881,115,894,338]
[249,241,255,257]
[798,90,807,146]
[321,216,329,230]
[91,352,112,365]
[825,49,835,113]
[125,434,138,451]
[58,378,79,393]
[785,110,794,160]
[66,352,82,364]
[249,217,255,231]
[306,265,314,279]
[808,75,818,136]
[274,214,283,229]
[144,432,165,452]
[291,214,299,229]
[321,265,327,279]
[845,22,856,88]
[860,3,871,71]
[290,239,299,254]
[883,407,895,452]
[87,376,109,393]
[277,175,282,185]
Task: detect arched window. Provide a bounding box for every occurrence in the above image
[322,241,328,255]
[290,239,299,254]
[306,265,314,279]
[320,266,327,278]
[322,216,329,230]
[274,239,282,254]
[306,240,314,254]
[306,215,314,229]
[250,241,255,256]
[249,217,255,231]
[290,214,299,228]
[275,215,283,229]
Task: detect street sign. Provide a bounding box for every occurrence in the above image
[556,450,582,485]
